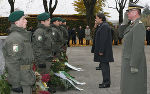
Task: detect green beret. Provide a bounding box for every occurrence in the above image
[57,17,63,22]
[62,19,66,23]
[8,11,24,22]
[51,17,62,23]
[37,12,50,21]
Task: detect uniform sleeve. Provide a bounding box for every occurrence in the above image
[3,40,24,88]
[130,24,146,68]
[99,24,109,53]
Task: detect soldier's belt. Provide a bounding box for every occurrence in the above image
[20,65,31,70]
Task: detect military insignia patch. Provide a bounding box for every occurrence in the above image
[13,44,19,52]
[139,20,142,23]
[52,32,55,35]
[38,35,42,41]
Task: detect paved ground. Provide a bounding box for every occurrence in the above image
[55,45,150,94]
[0,43,150,94]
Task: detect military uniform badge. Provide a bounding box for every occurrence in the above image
[13,44,19,52]
[38,35,42,41]
[139,20,142,23]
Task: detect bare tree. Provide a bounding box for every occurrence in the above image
[115,0,128,24]
[83,0,97,29]
[8,0,15,13]
[43,0,58,18]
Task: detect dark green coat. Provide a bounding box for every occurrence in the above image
[120,18,147,94]
[32,23,53,62]
[50,24,64,55]
[59,25,68,44]
[2,24,36,88]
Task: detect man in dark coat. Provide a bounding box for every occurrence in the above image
[119,3,147,94]
[71,27,76,45]
[77,26,84,45]
[94,12,114,88]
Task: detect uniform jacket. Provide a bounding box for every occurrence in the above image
[120,18,147,94]
[2,24,36,87]
[32,23,53,64]
[94,22,114,62]
[50,24,64,55]
[59,25,68,44]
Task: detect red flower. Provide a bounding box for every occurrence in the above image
[32,64,36,71]
[41,74,50,82]
[39,91,50,94]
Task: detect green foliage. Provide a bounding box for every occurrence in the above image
[0,17,86,35]
[73,0,105,15]
[0,72,11,94]
[142,4,150,16]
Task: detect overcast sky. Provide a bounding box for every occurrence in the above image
[0,0,150,22]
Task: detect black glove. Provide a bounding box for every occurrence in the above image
[38,64,46,68]
[12,87,23,93]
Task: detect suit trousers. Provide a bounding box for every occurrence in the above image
[101,62,110,84]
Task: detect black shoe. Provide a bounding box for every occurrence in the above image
[99,83,110,88]
[96,67,101,70]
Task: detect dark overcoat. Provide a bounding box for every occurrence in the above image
[120,18,147,94]
[94,22,114,62]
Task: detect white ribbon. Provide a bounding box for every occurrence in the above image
[64,62,84,71]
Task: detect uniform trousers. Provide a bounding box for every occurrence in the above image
[11,86,32,94]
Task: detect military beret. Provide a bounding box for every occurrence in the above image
[37,12,50,21]
[8,11,24,22]
[51,17,62,23]
[62,19,66,23]
[127,3,144,11]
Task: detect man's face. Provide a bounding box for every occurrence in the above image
[127,9,138,20]
[41,18,50,27]
[59,21,62,25]
[53,20,60,26]
[15,16,27,28]
[63,22,66,25]
[95,16,102,24]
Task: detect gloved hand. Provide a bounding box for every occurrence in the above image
[12,87,23,93]
[131,67,138,73]
[38,63,46,68]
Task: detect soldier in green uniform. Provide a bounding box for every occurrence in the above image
[59,18,68,52]
[2,11,36,94]
[50,17,64,57]
[32,12,53,74]
[119,3,147,94]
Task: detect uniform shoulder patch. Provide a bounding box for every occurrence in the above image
[38,35,42,41]
[139,20,142,23]
[13,44,19,52]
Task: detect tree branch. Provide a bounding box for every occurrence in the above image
[43,0,48,12]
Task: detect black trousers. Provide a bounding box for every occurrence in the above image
[100,62,110,84]
[79,38,83,45]
[86,40,90,45]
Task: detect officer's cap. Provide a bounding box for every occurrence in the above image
[127,3,144,11]
[8,11,24,22]
[37,12,50,21]
[51,17,62,23]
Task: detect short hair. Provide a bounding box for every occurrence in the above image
[137,9,141,15]
[96,12,106,21]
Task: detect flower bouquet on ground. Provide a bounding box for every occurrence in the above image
[35,72,50,94]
